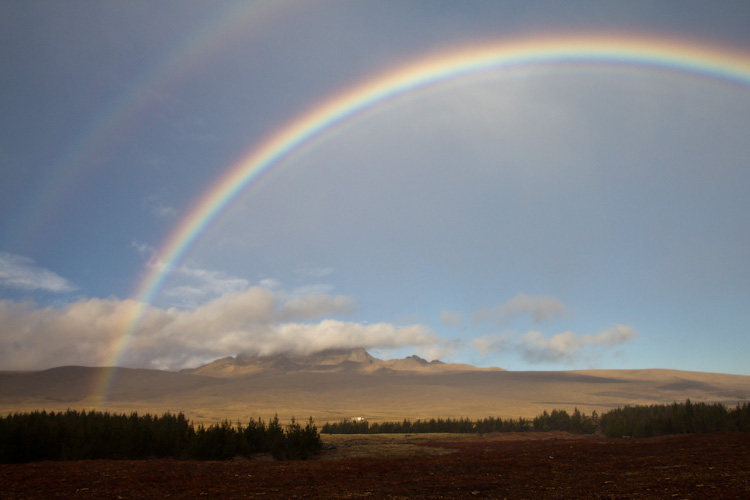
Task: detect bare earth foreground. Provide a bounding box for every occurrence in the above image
[2,432,749,499]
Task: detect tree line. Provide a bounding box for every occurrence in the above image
[599,400,750,438]
[322,401,750,437]
[321,415,536,434]
[320,409,595,435]
[4,401,749,463]
[0,410,321,464]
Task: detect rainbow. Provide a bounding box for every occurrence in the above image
[15,2,289,252]
[94,34,750,404]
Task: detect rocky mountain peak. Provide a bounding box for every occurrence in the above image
[404,355,429,365]
[188,347,500,378]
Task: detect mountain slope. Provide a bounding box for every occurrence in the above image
[184,348,503,378]
[2,350,749,425]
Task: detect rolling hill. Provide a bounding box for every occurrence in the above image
[2,348,748,425]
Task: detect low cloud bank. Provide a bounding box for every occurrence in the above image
[0,287,437,371]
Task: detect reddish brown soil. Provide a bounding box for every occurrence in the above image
[2,432,749,499]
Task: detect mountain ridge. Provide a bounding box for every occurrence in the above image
[182,347,504,378]
[2,350,749,426]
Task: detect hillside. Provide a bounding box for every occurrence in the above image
[1,349,749,425]
[183,347,500,378]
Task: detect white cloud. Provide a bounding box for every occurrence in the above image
[0,287,438,371]
[416,340,461,363]
[133,246,349,318]
[250,320,436,358]
[0,297,138,370]
[164,265,249,305]
[259,278,281,289]
[518,325,637,364]
[475,293,567,325]
[0,252,76,293]
[134,249,250,307]
[519,330,579,362]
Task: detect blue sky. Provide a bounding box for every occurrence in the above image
[2,1,750,374]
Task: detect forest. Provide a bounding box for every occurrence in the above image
[321,400,750,437]
[0,410,321,463]
[599,399,750,437]
[2,400,749,463]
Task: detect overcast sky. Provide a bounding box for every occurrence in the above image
[2,1,750,374]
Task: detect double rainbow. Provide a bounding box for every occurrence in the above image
[95,34,750,404]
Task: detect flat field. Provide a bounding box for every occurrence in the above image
[2,432,749,499]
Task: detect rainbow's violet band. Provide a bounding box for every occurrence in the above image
[94,34,750,405]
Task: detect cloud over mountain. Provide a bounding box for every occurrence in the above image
[0,287,437,371]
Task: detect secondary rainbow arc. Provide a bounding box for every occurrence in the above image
[93,34,750,405]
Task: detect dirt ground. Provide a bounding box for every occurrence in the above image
[2,432,749,499]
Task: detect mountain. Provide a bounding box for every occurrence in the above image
[0,366,224,405]
[2,349,749,426]
[184,348,502,378]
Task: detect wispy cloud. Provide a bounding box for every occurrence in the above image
[475,293,567,325]
[131,241,153,258]
[259,278,281,289]
[0,252,76,293]
[471,333,512,355]
[518,325,637,364]
[141,193,177,219]
[132,245,250,307]
[163,265,250,305]
[471,324,637,365]
[132,245,346,315]
[0,287,439,371]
